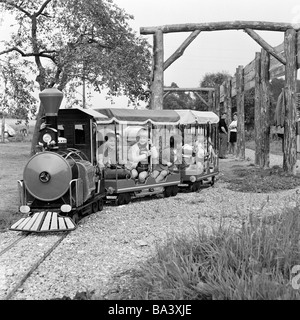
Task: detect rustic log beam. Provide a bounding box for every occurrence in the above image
[259,49,271,169]
[254,52,261,166]
[236,66,245,160]
[283,29,298,174]
[194,92,210,109]
[164,30,201,70]
[163,87,215,92]
[244,28,286,65]
[140,21,300,35]
[150,30,164,110]
[163,92,171,99]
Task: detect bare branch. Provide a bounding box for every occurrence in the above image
[0,0,32,17]
[35,0,52,18]
[0,46,56,61]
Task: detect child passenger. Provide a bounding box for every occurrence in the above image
[152,135,182,182]
[128,128,158,183]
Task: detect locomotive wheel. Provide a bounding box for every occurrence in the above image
[171,186,179,197]
[164,186,172,198]
[97,198,104,211]
[72,212,80,224]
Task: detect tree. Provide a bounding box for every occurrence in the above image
[200,71,231,87]
[0,55,37,142]
[0,0,152,154]
[163,82,194,110]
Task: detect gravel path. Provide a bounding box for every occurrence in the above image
[0,149,299,300]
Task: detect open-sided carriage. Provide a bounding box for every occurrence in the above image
[175,109,219,191]
[94,108,182,204]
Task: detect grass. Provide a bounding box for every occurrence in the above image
[110,205,300,300]
[0,141,31,231]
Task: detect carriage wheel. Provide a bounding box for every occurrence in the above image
[171,186,179,197]
[97,198,104,211]
[92,201,98,213]
[190,182,198,192]
[124,193,131,204]
[115,194,126,206]
[164,186,172,198]
[211,176,215,186]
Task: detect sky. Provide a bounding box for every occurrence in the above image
[0,0,300,108]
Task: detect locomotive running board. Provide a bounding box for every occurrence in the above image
[10,211,76,233]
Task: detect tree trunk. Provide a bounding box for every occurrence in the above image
[1,113,5,144]
[236,66,245,160]
[150,30,164,110]
[283,29,298,174]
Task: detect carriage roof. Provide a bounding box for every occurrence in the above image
[93,108,181,125]
[174,109,219,125]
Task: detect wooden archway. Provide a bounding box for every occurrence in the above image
[140,21,300,174]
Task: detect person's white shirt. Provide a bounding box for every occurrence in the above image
[229,120,237,132]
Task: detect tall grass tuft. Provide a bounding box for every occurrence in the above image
[118,205,300,300]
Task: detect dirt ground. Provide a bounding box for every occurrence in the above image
[217,155,300,193]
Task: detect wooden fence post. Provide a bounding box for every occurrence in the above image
[208,91,213,111]
[236,65,245,160]
[224,78,232,142]
[254,52,261,166]
[283,28,298,174]
[150,29,164,110]
[214,85,220,115]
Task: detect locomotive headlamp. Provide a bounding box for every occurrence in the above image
[20,205,30,214]
[61,204,72,213]
[42,133,52,143]
[190,175,196,183]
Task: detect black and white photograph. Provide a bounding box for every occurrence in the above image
[0,0,300,306]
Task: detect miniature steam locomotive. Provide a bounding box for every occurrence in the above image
[10,88,219,233]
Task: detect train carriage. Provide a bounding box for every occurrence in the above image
[175,109,219,191]
[94,108,182,204]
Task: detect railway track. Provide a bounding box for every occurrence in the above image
[0,231,70,300]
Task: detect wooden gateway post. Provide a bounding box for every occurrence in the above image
[141,21,300,174]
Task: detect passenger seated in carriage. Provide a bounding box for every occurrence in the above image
[204,137,217,173]
[128,128,159,183]
[98,132,132,179]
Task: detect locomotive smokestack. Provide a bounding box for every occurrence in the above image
[39,88,64,146]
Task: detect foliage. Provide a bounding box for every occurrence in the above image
[0,55,37,123]
[163,82,195,110]
[200,71,231,88]
[199,71,232,111]
[114,204,300,300]
[0,0,152,153]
